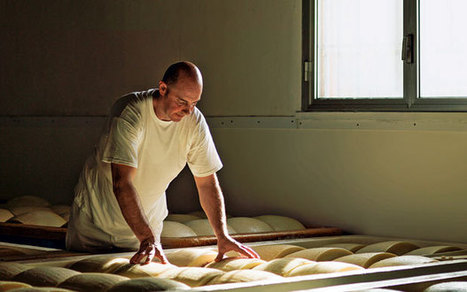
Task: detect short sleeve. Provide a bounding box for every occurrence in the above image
[102,105,143,168]
[187,115,223,177]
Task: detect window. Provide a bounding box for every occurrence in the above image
[302,0,467,111]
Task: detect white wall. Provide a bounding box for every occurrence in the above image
[1,1,466,243]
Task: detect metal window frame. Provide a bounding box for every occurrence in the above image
[302,0,467,112]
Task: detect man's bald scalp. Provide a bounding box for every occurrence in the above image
[162,61,203,87]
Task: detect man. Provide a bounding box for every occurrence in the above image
[67,61,258,264]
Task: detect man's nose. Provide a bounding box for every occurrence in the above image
[184,104,194,114]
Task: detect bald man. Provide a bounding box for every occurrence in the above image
[66,61,258,264]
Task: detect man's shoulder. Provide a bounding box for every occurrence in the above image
[184,107,207,127]
[110,89,156,118]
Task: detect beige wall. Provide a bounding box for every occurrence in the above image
[1,1,466,243]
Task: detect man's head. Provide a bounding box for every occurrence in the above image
[155,61,203,122]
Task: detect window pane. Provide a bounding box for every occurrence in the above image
[420,0,467,98]
[317,0,403,99]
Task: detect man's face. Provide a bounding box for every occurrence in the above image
[158,76,202,122]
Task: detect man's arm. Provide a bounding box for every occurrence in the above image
[194,173,259,261]
[111,163,168,264]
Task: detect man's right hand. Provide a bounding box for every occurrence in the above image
[130,238,169,265]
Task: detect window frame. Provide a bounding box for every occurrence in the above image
[302,0,467,112]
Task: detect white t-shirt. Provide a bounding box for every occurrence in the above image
[71,89,222,248]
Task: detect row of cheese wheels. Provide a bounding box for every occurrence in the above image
[0,196,307,236]
[1,240,463,291]
[1,261,466,292]
[162,214,305,237]
[0,196,70,227]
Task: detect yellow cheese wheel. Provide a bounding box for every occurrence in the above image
[106,277,190,291]
[158,267,224,287]
[12,267,80,287]
[50,205,71,218]
[5,287,74,291]
[0,208,14,222]
[161,221,197,237]
[208,269,283,285]
[288,261,363,276]
[166,214,201,223]
[356,241,419,256]
[333,252,397,268]
[254,215,305,231]
[206,258,266,271]
[0,247,27,258]
[285,247,353,261]
[0,262,31,280]
[184,219,236,236]
[113,262,178,278]
[57,273,129,291]
[166,248,218,267]
[227,217,274,234]
[9,209,66,227]
[424,281,467,292]
[8,206,53,217]
[7,195,50,209]
[188,211,207,218]
[253,258,314,276]
[67,256,129,273]
[369,255,438,268]
[0,280,32,290]
[250,244,305,261]
[325,243,366,252]
[406,245,462,255]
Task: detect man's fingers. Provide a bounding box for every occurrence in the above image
[215,251,225,262]
[154,247,169,264]
[242,245,260,259]
[231,244,259,259]
[130,253,144,264]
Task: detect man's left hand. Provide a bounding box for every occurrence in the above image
[130,238,168,265]
[215,235,260,262]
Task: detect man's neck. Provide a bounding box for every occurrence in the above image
[153,93,170,121]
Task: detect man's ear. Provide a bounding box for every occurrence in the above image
[159,81,168,95]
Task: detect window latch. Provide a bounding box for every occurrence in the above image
[402,34,414,64]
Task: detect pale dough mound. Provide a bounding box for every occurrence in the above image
[288,261,363,276]
[253,258,314,276]
[0,280,32,290]
[0,208,14,222]
[66,256,129,273]
[406,245,462,255]
[227,217,274,234]
[208,269,283,285]
[7,195,50,209]
[285,247,352,261]
[424,281,467,292]
[166,248,218,267]
[158,267,224,287]
[206,257,266,271]
[254,215,305,231]
[166,214,201,223]
[185,219,236,236]
[369,255,437,268]
[113,262,178,278]
[325,242,366,252]
[12,266,80,287]
[161,221,197,237]
[250,244,305,261]
[106,277,190,291]
[334,252,397,268]
[0,262,32,280]
[357,241,419,255]
[57,273,129,291]
[9,209,67,227]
